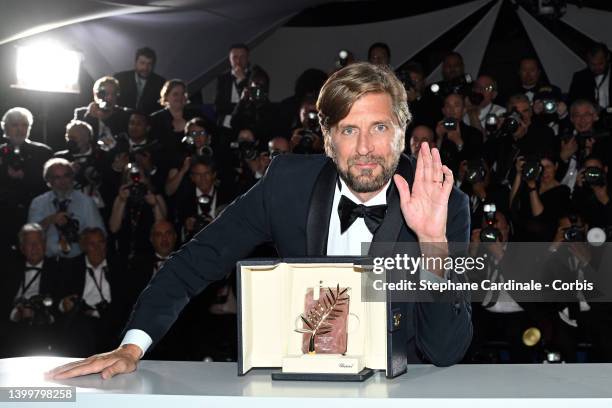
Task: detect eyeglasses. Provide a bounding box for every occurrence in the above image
[188,130,208,138]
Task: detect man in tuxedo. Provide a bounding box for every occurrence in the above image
[569,42,611,109]
[115,47,166,115]
[57,228,126,356]
[435,93,483,175]
[514,57,562,104]
[0,223,61,357]
[73,76,131,142]
[0,108,53,255]
[175,156,234,242]
[216,44,251,129]
[127,220,178,301]
[47,62,472,380]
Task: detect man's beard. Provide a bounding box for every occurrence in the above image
[335,153,400,193]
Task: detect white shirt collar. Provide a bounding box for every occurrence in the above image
[25,260,44,269]
[85,257,108,271]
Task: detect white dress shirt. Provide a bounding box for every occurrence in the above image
[82,258,111,317]
[595,70,610,109]
[10,261,44,321]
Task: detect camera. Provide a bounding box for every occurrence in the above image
[429,74,473,98]
[480,203,502,242]
[484,113,499,133]
[498,109,521,136]
[195,195,214,230]
[248,83,267,103]
[442,117,458,131]
[542,99,557,115]
[55,199,80,245]
[182,133,213,158]
[521,157,542,182]
[1,144,25,171]
[230,139,259,161]
[127,163,147,206]
[584,166,606,187]
[466,160,487,184]
[336,50,350,69]
[16,295,55,326]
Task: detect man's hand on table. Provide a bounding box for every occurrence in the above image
[45,344,142,380]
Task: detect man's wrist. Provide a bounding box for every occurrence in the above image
[120,343,143,361]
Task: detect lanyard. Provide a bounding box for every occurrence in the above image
[21,269,41,296]
[86,266,108,303]
[595,69,609,103]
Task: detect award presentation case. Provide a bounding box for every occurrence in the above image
[237,257,408,381]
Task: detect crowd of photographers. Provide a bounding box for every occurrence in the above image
[1,40,611,364]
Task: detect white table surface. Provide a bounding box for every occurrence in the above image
[1,356,611,407]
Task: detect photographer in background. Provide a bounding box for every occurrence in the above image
[571,155,612,229]
[215,44,251,129]
[514,57,562,104]
[408,125,435,158]
[74,76,131,142]
[510,152,570,241]
[54,120,107,209]
[0,223,61,357]
[165,117,217,197]
[464,75,506,139]
[367,42,391,66]
[457,159,510,224]
[28,159,105,258]
[435,93,483,174]
[487,94,558,185]
[557,100,602,192]
[0,107,53,256]
[108,161,167,260]
[175,157,234,243]
[115,47,166,115]
[230,65,282,145]
[231,128,270,195]
[569,42,611,109]
[58,228,127,357]
[289,96,324,154]
[398,62,440,130]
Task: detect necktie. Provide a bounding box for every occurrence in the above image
[337,195,387,234]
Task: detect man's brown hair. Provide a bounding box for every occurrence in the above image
[316,62,411,134]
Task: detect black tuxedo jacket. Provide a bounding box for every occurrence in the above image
[569,67,612,105]
[0,255,60,321]
[215,71,248,125]
[59,255,128,320]
[126,153,472,366]
[114,70,166,115]
[0,139,53,197]
[73,106,132,139]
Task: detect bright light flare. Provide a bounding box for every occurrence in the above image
[14,42,81,93]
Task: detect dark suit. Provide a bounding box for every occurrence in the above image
[0,140,53,255]
[0,255,60,322]
[58,255,129,355]
[114,70,166,115]
[569,67,612,106]
[0,255,61,358]
[126,153,473,366]
[215,71,248,126]
[73,106,132,140]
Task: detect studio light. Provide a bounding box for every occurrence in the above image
[14,42,82,93]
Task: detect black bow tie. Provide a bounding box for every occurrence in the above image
[337,195,387,234]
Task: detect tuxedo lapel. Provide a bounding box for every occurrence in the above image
[369,154,417,258]
[306,158,337,256]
